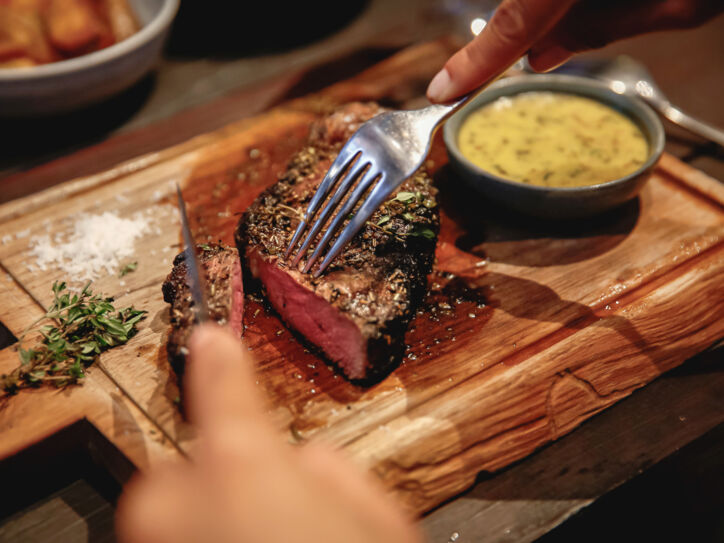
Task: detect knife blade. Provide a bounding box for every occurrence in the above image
[175,184,209,323]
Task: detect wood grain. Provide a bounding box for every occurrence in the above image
[0,346,180,473]
[0,39,722,515]
[0,242,180,473]
[421,346,724,543]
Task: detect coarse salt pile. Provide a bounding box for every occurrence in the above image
[30,211,151,281]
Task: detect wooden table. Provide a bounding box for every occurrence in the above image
[1,2,722,541]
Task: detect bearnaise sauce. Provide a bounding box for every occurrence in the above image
[458,92,649,188]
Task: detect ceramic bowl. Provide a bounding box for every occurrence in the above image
[0,0,179,116]
[443,74,665,219]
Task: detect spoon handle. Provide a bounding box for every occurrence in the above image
[655,101,724,148]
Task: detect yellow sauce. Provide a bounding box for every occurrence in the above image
[458,92,649,187]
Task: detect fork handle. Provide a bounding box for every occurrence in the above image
[435,70,515,122]
[654,100,724,148]
[429,89,486,126]
[440,87,488,117]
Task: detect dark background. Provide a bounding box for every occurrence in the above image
[1,1,722,542]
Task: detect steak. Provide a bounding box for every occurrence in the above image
[236,103,439,381]
[162,244,243,376]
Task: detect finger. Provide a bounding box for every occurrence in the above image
[528,0,724,71]
[186,323,267,434]
[116,466,195,543]
[297,443,423,543]
[427,0,576,102]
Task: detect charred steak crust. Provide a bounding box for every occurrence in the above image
[162,243,243,376]
[236,102,439,381]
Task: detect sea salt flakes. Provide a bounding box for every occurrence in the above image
[30,211,152,281]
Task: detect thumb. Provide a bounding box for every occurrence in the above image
[186,323,266,433]
[427,0,576,102]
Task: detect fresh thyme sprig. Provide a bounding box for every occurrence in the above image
[0,281,147,395]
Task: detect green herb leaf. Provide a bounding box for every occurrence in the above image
[19,349,35,365]
[81,341,97,355]
[119,262,138,277]
[125,312,145,326]
[68,360,84,380]
[394,192,416,203]
[409,224,436,240]
[2,282,147,395]
[28,371,45,383]
[376,215,390,226]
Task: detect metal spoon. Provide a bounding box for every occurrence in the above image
[549,55,724,147]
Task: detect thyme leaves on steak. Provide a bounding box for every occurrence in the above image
[242,152,438,323]
[237,102,439,380]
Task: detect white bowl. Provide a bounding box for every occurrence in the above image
[0,0,179,116]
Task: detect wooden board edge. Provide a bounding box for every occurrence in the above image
[0,261,44,337]
[0,273,181,475]
[0,139,204,225]
[0,37,462,225]
[345,244,724,514]
[658,153,724,208]
[84,368,185,472]
[0,72,306,209]
[420,347,724,542]
[0,366,179,466]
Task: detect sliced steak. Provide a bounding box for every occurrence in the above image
[162,244,243,377]
[236,102,439,382]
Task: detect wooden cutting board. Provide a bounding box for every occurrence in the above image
[1,38,723,515]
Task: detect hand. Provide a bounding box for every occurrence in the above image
[116,324,423,543]
[427,0,724,102]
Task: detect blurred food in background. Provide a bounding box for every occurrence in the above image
[0,0,139,68]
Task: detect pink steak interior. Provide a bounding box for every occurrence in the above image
[248,250,367,379]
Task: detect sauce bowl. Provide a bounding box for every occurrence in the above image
[443,74,665,219]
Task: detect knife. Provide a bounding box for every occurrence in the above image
[175,184,209,323]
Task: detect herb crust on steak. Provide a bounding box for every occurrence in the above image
[236,102,439,381]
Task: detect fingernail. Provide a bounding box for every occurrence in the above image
[427,68,452,102]
[529,46,571,73]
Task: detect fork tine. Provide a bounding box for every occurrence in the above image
[292,159,371,267]
[313,176,395,277]
[285,147,360,259]
[303,169,382,274]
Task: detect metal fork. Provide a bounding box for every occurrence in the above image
[285,94,477,277]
